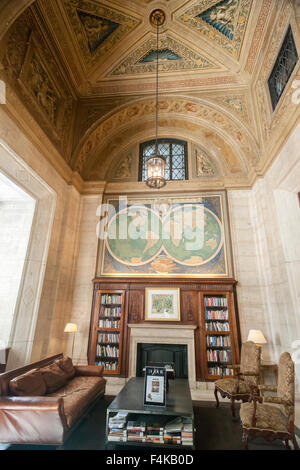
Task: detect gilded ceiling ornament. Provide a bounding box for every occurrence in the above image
[177,0,252,58]
[113,155,132,179]
[110,36,219,76]
[195,149,215,176]
[62,0,140,67]
[150,9,166,26]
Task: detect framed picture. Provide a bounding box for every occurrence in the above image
[145,288,180,322]
[144,366,166,407]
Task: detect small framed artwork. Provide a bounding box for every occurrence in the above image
[144,366,166,407]
[145,288,180,322]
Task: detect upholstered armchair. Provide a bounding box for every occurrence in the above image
[240,352,299,450]
[214,341,261,419]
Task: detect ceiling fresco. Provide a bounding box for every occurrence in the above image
[0,0,299,190]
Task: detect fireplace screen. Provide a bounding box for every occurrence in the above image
[136,343,188,379]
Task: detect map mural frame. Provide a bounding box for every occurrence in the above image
[97,191,233,278]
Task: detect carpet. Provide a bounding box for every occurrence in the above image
[4,397,298,451]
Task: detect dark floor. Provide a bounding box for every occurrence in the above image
[5,397,299,451]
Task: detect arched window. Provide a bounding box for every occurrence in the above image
[139,139,188,182]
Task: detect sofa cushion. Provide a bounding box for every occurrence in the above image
[9,368,46,397]
[49,376,106,428]
[40,363,68,393]
[55,356,75,380]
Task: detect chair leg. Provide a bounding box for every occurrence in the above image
[242,429,248,450]
[284,439,291,450]
[231,397,236,420]
[214,387,220,408]
[291,434,299,450]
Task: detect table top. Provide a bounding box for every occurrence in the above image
[108,377,193,417]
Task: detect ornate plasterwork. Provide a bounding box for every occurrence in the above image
[73,97,259,175]
[177,0,252,59]
[110,35,220,76]
[195,147,217,176]
[113,154,132,179]
[1,8,75,158]
[62,0,140,67]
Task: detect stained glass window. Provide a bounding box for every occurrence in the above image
[139,139,188,182]
[268,25,298,111]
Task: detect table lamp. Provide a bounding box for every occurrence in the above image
[247,329,267,346]
[64,323,78,359]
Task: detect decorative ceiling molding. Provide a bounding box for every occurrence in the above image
[177,0,252,59]
[108,34,222,76]
[62,0,140,67]
[73,97,259,176]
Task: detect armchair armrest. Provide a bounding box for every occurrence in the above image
[74,365,104,377]
[258,385,277,392]
[0,396,67,445]
[263,396,292,407]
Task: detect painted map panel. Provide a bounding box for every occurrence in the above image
[98,193,232,277]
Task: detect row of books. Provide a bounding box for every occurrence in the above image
[207,349,231,363]
[208,366,234,376]
[96,360,118,370]
[205,321,230,332]
[206,335,231,347]
[98,318,120,328]
[205,297,227,307]
[205,310,228,320]
[107,415,193,446]
[98,333,120,344]
[101,294,122,305]
[96,344,119,358]
[100,307,122,318]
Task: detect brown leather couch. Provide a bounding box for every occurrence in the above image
[0,353,106,446]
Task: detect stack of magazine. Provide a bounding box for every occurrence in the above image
[163,417,183,445]
[181,420,193,446]
[107,412,128,442]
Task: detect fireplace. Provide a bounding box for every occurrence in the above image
[136,343,188,378]
[128,323,197,389]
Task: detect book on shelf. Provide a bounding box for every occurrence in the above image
[205,310,228,320]
[205,296,227,307]
[108,412,128,441]
[100,307,122,318]
[98,318,120,328]
[208,366,234,376]
[96,360,118,370]
[207,348,231,362]
[205,321,230,332]
[98,332,120,344]
[101,294,122,305]
[96,344,119,358]
[206,335,231,347]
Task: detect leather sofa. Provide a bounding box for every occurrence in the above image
[0,353,106,446]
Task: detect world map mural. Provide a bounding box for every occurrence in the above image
[99,194,232,277]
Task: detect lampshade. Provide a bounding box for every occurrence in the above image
[64,323,78,333]
[247,329,267,344]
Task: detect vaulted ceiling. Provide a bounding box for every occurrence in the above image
[0,0,300,190]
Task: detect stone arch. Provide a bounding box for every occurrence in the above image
[73,96,260,180]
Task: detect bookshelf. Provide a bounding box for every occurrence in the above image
[88,289,125,375]
[201,292,236,380]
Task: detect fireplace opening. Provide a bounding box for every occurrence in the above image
[136,343,188,379]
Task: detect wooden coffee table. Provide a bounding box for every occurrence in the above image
[106,377,194,449]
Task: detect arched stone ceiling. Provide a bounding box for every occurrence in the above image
[0,0,299,189]
[72,96,259,182]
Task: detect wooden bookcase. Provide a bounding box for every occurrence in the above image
[88,289,125,375]
[88,278,240,380]
[200,291,239,380]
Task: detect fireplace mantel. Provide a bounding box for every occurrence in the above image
[128,323,197,389]
[128,324,197,330]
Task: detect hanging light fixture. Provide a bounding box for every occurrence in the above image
[146,10,166,189]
